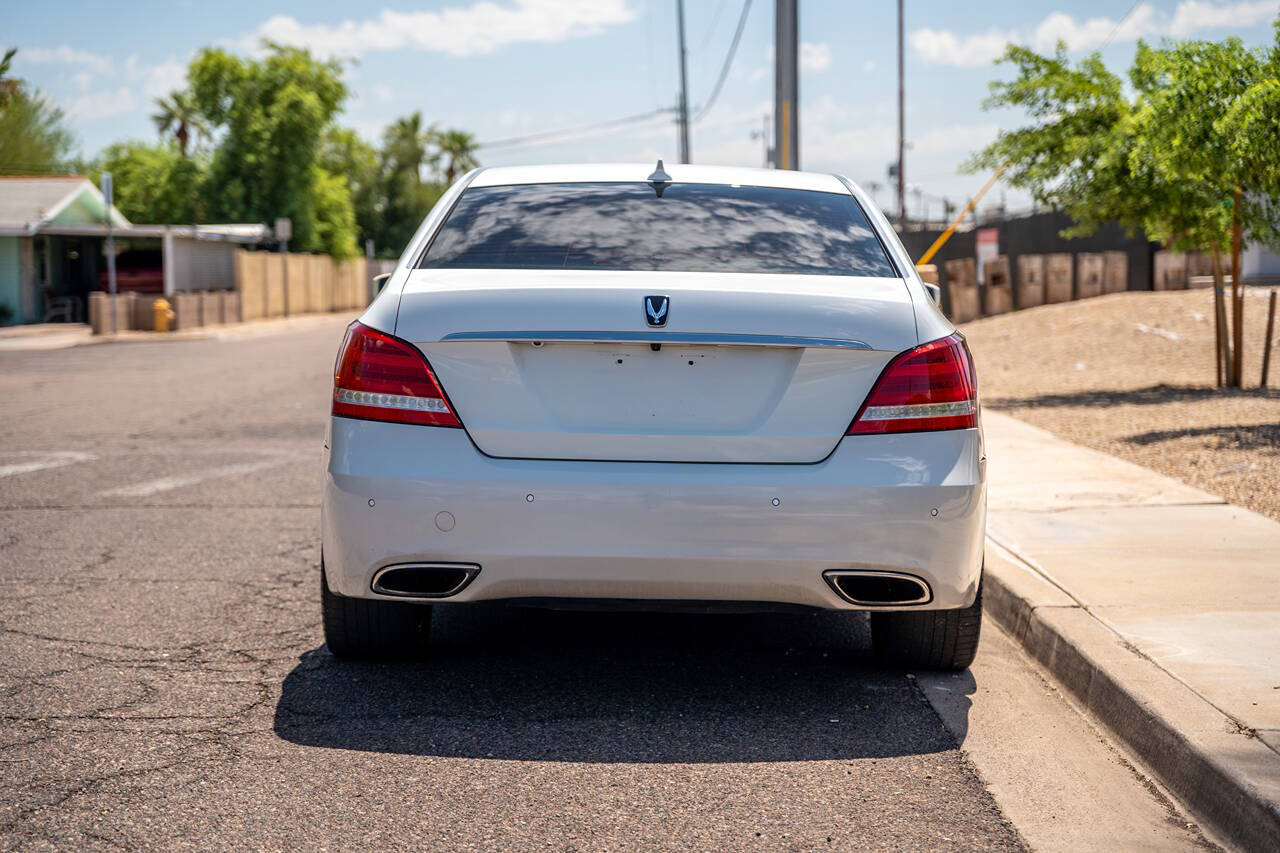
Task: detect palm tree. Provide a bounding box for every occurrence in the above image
[434,129,480,184]
[151,91,206,157]
[0,48,19,106]
[383,112,438,185]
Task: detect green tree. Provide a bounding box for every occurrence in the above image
[374,113,448,256]
[89,141,205,223]
[187,43,357,257]
[377,161,444,256]
[971,24,1280,387]
[0,48,74,175]
[151,91,207,157]
[433,128,479,184]
[319,127,382,253]
[1221,19,1280,251]
[308,165,358,259]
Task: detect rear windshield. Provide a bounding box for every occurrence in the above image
[417,182,897,277]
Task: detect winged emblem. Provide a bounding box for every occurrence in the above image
[645,295,669,327]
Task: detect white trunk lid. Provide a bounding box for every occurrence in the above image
[395,270,917,463]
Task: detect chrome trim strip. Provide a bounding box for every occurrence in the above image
[371,562,481,599]
[440,330,873,350]
[821,570,933,607]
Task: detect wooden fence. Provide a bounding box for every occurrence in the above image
[234,251,368,322]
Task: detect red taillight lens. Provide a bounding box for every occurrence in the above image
[847,333,977,435]
[332,322,461,427]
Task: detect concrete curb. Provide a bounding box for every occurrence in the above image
[983,545,1280,852]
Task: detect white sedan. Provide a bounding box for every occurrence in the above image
[321,162,985,669]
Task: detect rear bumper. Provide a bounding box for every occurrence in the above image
[322,418,986,610]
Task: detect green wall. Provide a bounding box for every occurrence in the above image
[0,237,20,325]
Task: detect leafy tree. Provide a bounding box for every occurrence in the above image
[90,141,205,223]
[308,165,358,259]
[187,43,357,257]
[971,24,1280,387]
[0,48,74,175]
[377,160,444,256]
[373,112,451,256]
[1221,19,1280,251]
[319,127,383,253]
[434,128,479,184]
[151,91,207,157]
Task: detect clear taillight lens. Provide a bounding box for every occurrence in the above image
[847,333,977,434]
[332,322,461,427]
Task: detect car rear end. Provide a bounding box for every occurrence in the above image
[321,164,985,667]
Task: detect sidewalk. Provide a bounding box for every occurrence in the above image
[982,411,1280,850]
[0,314,352,352]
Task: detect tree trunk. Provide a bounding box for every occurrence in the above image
[1231,189,1243,388]
[1212,246,1233,387]
[176,123,189,158]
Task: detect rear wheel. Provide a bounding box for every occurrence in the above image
[321,562,432,659]
[871,579,982,671]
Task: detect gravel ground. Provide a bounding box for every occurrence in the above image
[961,288,1280,521]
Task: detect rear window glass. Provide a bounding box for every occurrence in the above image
[418,182,897,277]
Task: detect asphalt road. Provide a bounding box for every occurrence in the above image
[0,318,1209,850]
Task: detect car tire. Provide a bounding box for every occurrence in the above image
[321,562,432,659]
[870,578,982,671]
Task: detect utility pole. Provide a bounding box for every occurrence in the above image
[101,172,118,335]
[676,0,691,163]
[773,0,798,170]
[897,0,906,230]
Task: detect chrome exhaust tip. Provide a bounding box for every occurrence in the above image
[371,563,480,598]
[822,570,932,607]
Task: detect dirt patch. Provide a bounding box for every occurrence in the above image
[961,288,1280,521]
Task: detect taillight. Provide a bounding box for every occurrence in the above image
[332,322,461,427]
[847,333,977,434]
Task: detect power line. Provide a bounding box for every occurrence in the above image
[1100,1,1143,51]
[693,0,752,123]
[477,108,675,150]
[697,0,730,53]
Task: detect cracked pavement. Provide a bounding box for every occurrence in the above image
[1,318,1036,849]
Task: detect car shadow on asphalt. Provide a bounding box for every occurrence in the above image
[273,603,964,762]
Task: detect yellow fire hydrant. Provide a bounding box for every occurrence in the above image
[154,297,175,333]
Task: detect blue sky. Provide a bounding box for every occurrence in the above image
[7,0,1279,216]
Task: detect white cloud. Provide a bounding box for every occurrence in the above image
[862,59,876,72]
[143,58,188,100]
[20,45,114,74]
[909,27,1012,68]
[371,84,395,103]
[913,122,1000,154]
[1168,0,1280,35]
[800,42,832,73]
[19,46,187,103]
[67,87,137,121]
[239,0,637,60]
[910,1,1279,68]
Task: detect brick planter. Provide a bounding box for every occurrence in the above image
[1046,253,1073,303]
[1016,254,1045,308]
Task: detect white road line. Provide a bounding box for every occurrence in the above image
[98,458,290,498]
[0,451,95,479]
